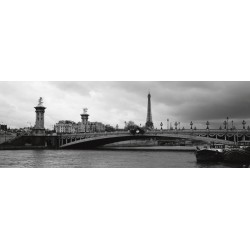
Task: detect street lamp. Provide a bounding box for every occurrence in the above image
[206,121,210,130]
[190,121,193,130]
[242,120,246,129]
[160,122,163,130]
[167,118,169,130]
[231,120,234,130]
[226,117,229,130]
[223,120,227,130]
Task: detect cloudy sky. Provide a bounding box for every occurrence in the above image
[0,81,250,129]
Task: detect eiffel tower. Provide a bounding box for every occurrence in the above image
[145,92,154,129]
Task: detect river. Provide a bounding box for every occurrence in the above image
[0,149,247,168]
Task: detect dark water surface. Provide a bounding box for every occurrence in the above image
[0,149,247,168]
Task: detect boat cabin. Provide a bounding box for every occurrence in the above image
[210,143,225,149]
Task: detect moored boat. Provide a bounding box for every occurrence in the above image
[223,146,250,163]
[196,143,225,162]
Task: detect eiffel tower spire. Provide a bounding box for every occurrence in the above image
[145,92,154,129]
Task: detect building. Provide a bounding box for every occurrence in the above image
[89,122,106,132]
[0,124,7,131]
[54,120,77,134]
[54,108,106,134]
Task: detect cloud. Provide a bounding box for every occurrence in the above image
[0,81,250,129]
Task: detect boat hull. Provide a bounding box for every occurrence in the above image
[223,148,250,163]
[196,149,223,162]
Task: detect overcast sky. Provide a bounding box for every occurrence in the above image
[0,81,250,129]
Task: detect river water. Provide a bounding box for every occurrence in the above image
[0,149,247,168]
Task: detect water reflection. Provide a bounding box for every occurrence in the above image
[0,150,249,168]
[197,161,249,168]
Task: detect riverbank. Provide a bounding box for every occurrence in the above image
[0,146,47,150]
[98,146,196,152]
[0,134,16,144]
[0,145,197,151]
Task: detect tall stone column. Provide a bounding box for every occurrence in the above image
[80,108,89,132]
[145,92,154,129]
[33,97,46,135]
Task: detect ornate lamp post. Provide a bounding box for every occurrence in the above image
[206,121,210,130]
[160,122,163,130]
[190,121,193,130]
[231,120,234,130]
[223,120,227,130]
[167,118,169,130]
[226,117,229,130]
[242,120,246,129]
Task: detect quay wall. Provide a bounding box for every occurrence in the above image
[0,135,59,149]
[0,134,17,144]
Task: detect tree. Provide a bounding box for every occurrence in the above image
[129,126,145,135]
[105,124,115,132]
[125,121,138,130]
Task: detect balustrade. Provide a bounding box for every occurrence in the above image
[59,129,250,147]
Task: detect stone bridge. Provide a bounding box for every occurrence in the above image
[58,129,250,149]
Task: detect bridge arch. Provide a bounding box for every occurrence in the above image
[59,132,234,149]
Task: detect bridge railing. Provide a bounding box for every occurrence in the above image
[60,131,130,138]
[58,129,250,139]
[148,129,250,134]
[59,129,250,138]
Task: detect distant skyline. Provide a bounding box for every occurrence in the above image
[0,81,250,129]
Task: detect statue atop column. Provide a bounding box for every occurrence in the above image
[83,108,88,114]
[38,97,44,107]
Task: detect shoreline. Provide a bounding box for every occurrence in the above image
[0,145,197,151]
[0,146,47,150]
[98,146,196,152]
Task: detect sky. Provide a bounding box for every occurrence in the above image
[0,81,250,129]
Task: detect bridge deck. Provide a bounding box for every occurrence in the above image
[58,130,242,148]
